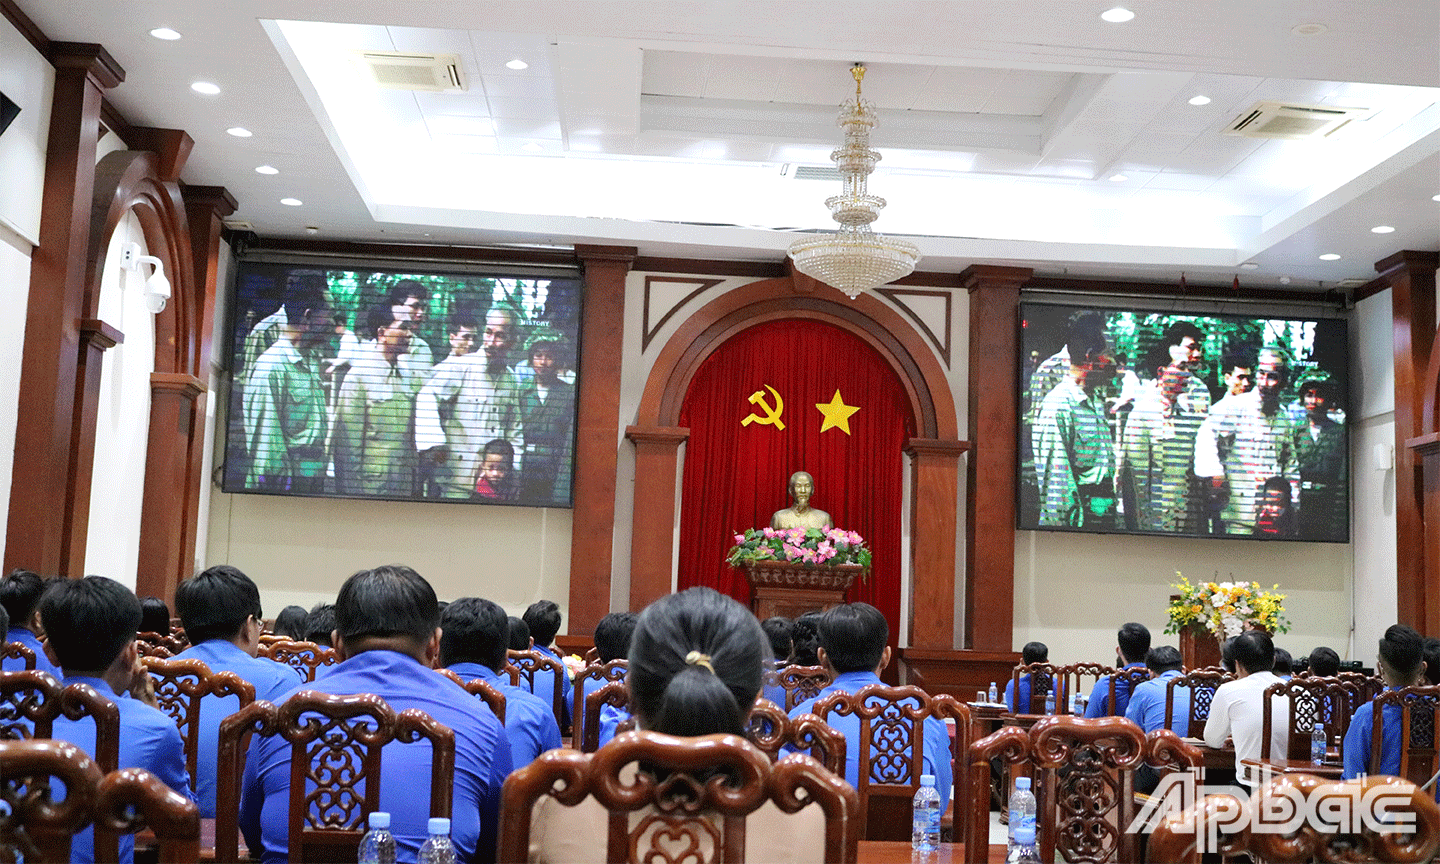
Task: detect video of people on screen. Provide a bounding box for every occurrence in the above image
[221,264,581,508]
[1018,303,1348,542]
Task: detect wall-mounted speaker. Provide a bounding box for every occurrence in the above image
[0,92,19,138]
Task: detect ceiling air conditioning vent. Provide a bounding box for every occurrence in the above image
[792,165,841,182]
[1223,101,1369,140]
[355,51,466,92]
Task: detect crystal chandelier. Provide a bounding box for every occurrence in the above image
[788,64,920,299]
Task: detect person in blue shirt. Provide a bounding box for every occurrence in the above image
[1005,641,1055,713]
[589,611,636,748]
[240,565,512,864]
[173,564,300,817]
[759,616,794,708]
[523,599,573,729]
[39,575,194,864]
[1125,646,1191,793]
[1272,647,1294,681]
[1343,624,1429,782]
[1307,645,1341,677]
[1,568,63,679]
[788,602,953,812]
[1085,622,1150,717]
[441,596,562,768]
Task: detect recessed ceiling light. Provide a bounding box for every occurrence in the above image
[226,127,252,138]
[1279,276,1292,285]
[1108,174,1128,182]
[149,27,181,40]
[522,142,542,152]
[1240,262,1259,270]
[505,58,529,70]
[1371,225,1396,234]
[190,81,220,95]
[1187,95,1211,106]
[255,165,279,175]
[280,198,303,206]
[1292,23,1329,36]
[1101,7,1135,23]
[1318,253,1342,261]
[1433,194,1440,202]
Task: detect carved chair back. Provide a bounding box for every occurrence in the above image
[1010,662,1063,713]
[1165,668,1234,737]
[437,668,507,723]
[1339,671,1387,704]
[1370,685,1440,786]
[572,660,627,748]
[0,669,62,740]
[582,680,631,752]
[2,640,37,670]
[213,692,455,864]
[743,697,847,775]
[811,684,970,843]
[1260,677,1354,761]
[258,639,338,683]
[1057,663,1114,716]
[506,649,566,726]
[141,656,256,783]
[137,631,188,655]
[0,738,201,864]
[769,665,832,711]
[1109,665,1152,717]
[497,730,860,863]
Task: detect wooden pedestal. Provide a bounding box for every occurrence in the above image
[743,561,861,620]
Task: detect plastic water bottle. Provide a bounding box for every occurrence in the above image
[357,811,396,864]
[1006,824,1041,863]
[419,817,456,864]
[1007,776,1037,857]
[911,773,941,851]
[1311,725,1327,765]
[988,681,998,704]
[1044,686,1055,715]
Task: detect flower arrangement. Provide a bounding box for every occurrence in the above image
[561,654,586,681]
[725,526,872,574]
[1165,573,1290,638]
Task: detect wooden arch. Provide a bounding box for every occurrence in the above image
[626,273,966,648]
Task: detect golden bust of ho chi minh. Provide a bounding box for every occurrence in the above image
[770,470,833,531]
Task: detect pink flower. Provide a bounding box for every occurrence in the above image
[847,531,863,545]
[817,541,835,558]
[783,543,802,560]
[733,534,746,545]
[762,527,777,538]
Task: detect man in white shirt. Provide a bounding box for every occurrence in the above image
[1203,630,1289,787]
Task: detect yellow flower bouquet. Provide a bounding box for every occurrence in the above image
[1165,573,1290,638]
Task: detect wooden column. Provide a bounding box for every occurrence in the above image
[136,373,206,599]
[961,265,1031,652]
[624,426,689,611]
[905,438,967,648]
[5,44,123,575]
[567,245,634,633]
[1408,435,1440,636]
[60,319,123,577]
[1378,251,1438,630]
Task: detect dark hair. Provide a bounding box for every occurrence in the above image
[1066,312,1107,363]
[1021,641,1049,665]
[594,612,639,664]
[791,613,822,666]
[388,280,429,305]
[1260,476,1292,503]
[138,597,171,635]
[174,565,263,644]
[1230,630,1275,675]
[1379,624,1424,679]
[523,600,562,647]
[334,565,438,646]
[818,603,887,674]
[1145,646,1182,674]
[282,276,327,323]
[1421,638,1440,686]
[439,597,508,671]
[449,313,479,334]
[1221,637,1237,673]
[529,339,561,360]
[760,617,794,662]
[0,600,9,634]
[306,603,336,647]
[628,587,765,737]
[482,439,514,462]
[1272,647,1293,675]
[507,616,531,651]
[1117,622,1151,664]
[39,576,141,672]
[1161,321,1204,349]
[1299,378,1340,402]
[364,302,404,340]
[1,569,47,629]
[272,605,309,640]
[1221,351,1255,376]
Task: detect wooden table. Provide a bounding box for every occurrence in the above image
[1181,736,1235,771]
[858,840,1007,863]
[1241,757,1345,780]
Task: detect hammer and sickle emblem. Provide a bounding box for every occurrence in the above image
[741,385,785,430]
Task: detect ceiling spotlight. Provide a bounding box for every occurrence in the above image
[280,198,303,206]
[505,58,529,70]
[1101,7,1135,23]
[226,127,252,138]
[1279,276,1292,285]
[255,165,279,175]
[190,81,221,95]
[149,27,181,40]
[1318,253,1341,261]
[1240,262,1259,270]
[1187,95,1211,106]
[1371,225,1396,234]
[1109,174,1128,182]
[1292,23,1329,36]
[1433,194,1440,202]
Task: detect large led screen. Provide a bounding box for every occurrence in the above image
[222,261,581,508]
[1018,302,1348,542]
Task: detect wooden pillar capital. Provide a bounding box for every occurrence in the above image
[129,128,194,182]
[78,319,124,351]
[47,42,125,89]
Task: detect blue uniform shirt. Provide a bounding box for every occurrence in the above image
[1004,674,1058,713]
[239,650,512,864]
[52,674,194,864]
[3,627,61,678]
[574,664,626,746]
[1343,696,1400,780]
[596,702,632,748]
[1124,669,1190,733]
[789,670,954,811]
[448,662,562,769]
[1084,662,1147,718]
[531,643,573,726]
[177,639,300,817]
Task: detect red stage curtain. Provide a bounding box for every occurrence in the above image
[676,319,915,643]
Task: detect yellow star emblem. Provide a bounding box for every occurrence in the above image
[815,390,860,435]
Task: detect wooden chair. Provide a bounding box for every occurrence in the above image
[496,730,860,863]
[770,664,832,711]
[258,639,338,683]
[0,738,201,863]
[1340,671,1387,704]
[0,668,62,739]
[811,684,971,843]
[1164,668,1233,737]
[2,640,37,670]
[572,659,627,749]
[743,697,847,775]
[1109,665,1152,716]
[1147,773,1440,864]
[437,668,507,722]
[141,656,257,784]
[137,631,188,655]
[506,648,566,727]
[213,692,455,864]
[581,680,631,752]
[1010,662,1064,713]
[1058,662,1115,715]
[1260,676,1354,760]
[1370,685,1440,786]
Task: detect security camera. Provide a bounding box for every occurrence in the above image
[121,241,171,314]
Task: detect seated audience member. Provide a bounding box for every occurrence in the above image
[40,576,193,864]
[441,598,561,769]
[790,611,822,667]
[1004,640,1054,713]
[1273,647,1294,680]
[303,602,336,647]
[789,602,953,811]
[240,565,512,864]
[139,595,172,635]
[270,604,308,640]
[522,599,573,725]
[1125,646,1189,794]
[529,586,824,863]
[1084,622,1151,717]
[1220,637,1237,674]
[1308,645,1341,677]
[1203,630,1288,787]
[760,616,794,706]
[174,565,301,817]
[591,611,638,748]
[1421,637,1440,686]
[1,568,62,677]
[507,615,532,651]
[1343,624,1430,781]
[1291,655,1309,676]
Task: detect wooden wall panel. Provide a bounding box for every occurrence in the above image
[624,426,689,611]
[906,438,966,648]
